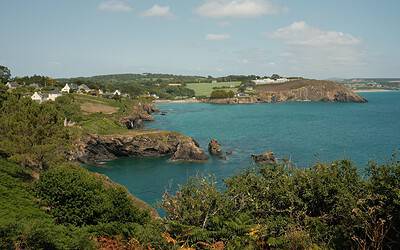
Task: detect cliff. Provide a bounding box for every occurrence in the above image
[255,79,367,103]
[71,131,208,164]
[205,79,367,104]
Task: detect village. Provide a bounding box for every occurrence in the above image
[4,81,160,103]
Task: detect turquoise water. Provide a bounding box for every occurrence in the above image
[88,92,400,209]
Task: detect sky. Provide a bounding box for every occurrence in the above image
[0,0,399,79]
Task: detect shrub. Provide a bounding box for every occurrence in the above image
[162,160,400,249]
[35,165,151,227]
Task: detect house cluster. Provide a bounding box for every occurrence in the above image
[252,77,289,85]
[4,81,125,103]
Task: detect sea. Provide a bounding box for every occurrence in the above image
[87,92,400,210]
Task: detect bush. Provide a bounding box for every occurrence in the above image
[162,160,400,249]
[35,165,151,227]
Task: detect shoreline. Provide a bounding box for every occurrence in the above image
[154,98,203,104]
[353,89,397,93]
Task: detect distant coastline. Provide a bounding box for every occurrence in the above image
[353,89,397,93]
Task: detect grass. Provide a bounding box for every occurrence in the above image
[186,81,241,97]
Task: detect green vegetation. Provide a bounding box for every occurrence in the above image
[0,158,95,249]
[0,158,168,249]
[162,159,400,249]
[35,165,151,226]
[0,94,72,170]
[187,81,240,97]
[0,65,11,84]
[210,89,235,99]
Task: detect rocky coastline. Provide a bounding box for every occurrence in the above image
[203,80,367,104]
[71,131,208,165]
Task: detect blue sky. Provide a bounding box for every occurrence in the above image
[0,0,399,78]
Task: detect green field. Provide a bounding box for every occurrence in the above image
[186,81,241,97]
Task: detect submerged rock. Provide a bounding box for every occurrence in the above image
[252,151,277,165]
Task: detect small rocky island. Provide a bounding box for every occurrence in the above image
[207,79,367,104]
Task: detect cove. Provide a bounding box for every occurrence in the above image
[87,92,400,209]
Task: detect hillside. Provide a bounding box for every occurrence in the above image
[255,79,367,103]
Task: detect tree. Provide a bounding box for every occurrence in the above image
[0,65,11,83]
[0,94,71,169]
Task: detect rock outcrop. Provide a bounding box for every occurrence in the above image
[171,140,208,162]
[71,131,208,164]
[208,139,223,156]
[255,80,367,103]
[120,103,158,129]
[252,151,277,165]
[205,80,367,104]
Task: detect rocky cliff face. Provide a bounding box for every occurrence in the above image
[206,80,366,104]
[255,80,367,103]
[71,131,208,164]
[120,103,158,129]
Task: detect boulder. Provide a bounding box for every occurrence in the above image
[251,151,277,165]
[171,140,208,162]
[208,139,223,156]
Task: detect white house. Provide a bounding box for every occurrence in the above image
[252,78,289,85]
[78,84,91,93]
[61,83,78,93]
[98,89,104,95]
[113,90,121,96]
[48,90,62,101]
[31,92,48,103]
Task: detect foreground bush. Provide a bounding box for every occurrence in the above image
[162,159,400,249]
[35,165,151,227]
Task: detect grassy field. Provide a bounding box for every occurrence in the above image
[186,81,241,97]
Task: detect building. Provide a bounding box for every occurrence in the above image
[78,84,91,93]
[150,94,159,99]
[236,92,247,97]
[31,92,48,103]
[61,83,78,93]
[168,83,182,87]
[113,90,121,96]
[48,89,62,101]
[252,77,289,85]
[5,82,19,89]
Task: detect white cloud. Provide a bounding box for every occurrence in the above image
[270,21,365,77]
[271,21,360,46]
[206,33,231,41]
[98,0,132,12]
[141,5,174,18]
[196,0,283,18]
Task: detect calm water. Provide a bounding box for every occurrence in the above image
[88,92,400,208]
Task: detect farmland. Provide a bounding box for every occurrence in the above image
[186,81,241,97]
